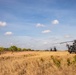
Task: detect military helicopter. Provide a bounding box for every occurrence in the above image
[60,40,76,53]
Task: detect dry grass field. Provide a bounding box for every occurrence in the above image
[0,51,76,75]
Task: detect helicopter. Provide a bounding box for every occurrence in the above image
[60,40,76,53]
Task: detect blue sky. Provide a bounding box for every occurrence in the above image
[0,0,76,50]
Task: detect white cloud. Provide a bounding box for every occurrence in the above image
[43,42,48,45]
[36,23,45,27]
[64,35,71,38]
[5,32,13,35]
[42,30,51,33]
[0,21,6,27]
[52,20,59,25]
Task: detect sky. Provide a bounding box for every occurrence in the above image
[0,0,76,50]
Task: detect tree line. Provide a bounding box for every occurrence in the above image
[0,46,57,54]
[0,46,33,53]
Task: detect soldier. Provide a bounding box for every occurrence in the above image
[74,40,76,50]
[50,48,52,51]
[54,47,57,51]
[72,43,76,51]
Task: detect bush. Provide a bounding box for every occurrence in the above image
[9,46,18,51]
[17,48,21,51]
[40,58,44,62]
[27,48,32,51]
[0,47,4,52]
[22,48,27,51]
[67,58,71,66]
[0,47,4,54]
[72,55,76,64]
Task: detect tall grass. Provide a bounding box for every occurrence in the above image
[0,51,76,75]
[51,56,61,68]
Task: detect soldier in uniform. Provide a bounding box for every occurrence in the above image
[72,40,76,51]
[50,48,52,51]
[54,47,57,51]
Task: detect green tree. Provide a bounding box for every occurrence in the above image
[0,47,4,54]
[0,47,4,52]
[9,46,18,52]
[4,48,9,51]
[22,48,27,51]
[27,48,31,51]
[17,48,21,51]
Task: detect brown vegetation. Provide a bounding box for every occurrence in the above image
[0,51,76,75]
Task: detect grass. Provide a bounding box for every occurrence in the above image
[0,51,76,75]
[51,55,61,67]
[67,58,71,66]
[72,55,76,64]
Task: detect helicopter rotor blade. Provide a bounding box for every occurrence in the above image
[60,40,73,44]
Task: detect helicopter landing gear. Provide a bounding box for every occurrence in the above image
[69,51,72,54]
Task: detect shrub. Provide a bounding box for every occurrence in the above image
[17,48,21,51]
[72,55,76,64]
[0,47,4,55]
[9,46,18,51]
[22,48,27,51]
[40,58,44,62]
[0,47,4,52]
[67,58,71,66]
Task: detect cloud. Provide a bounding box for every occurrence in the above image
[0,21,6,27]
[64,35,71,38]
[42,30,51,33]
[52,20,59,25]
[36,23,45,27]
[43,42,48,45]
[5,32,13,35]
